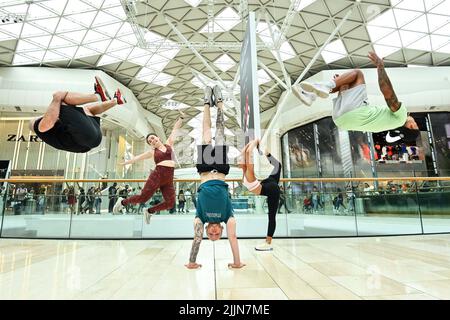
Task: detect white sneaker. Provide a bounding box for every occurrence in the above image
[255,242,273,251]
[144,210,153,224]
[300,81,330,99]
[292,85,317,106]
[113,197,124,214]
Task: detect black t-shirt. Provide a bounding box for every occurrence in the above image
[34,105,101,153]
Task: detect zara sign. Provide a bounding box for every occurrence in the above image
[7,134,41,142]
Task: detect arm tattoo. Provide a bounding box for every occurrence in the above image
[215,107,225,145]
[377,65,401,112]
[189,220,204,263]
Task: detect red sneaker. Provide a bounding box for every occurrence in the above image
[94,76,111,102]
[114,89,126,105]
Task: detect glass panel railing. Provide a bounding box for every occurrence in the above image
[353,179,422,236]
[0,192,72,238]
[0,177,449,239]
[419,180,450,234]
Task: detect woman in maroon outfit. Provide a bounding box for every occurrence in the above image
[113,112,185,223]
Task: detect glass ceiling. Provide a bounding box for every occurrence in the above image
[367,0,450,57]
[0,0,180,87]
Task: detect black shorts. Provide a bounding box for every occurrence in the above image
[196,144,230,175]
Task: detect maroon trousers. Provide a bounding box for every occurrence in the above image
[122,166,175,213]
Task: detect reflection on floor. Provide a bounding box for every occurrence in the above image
[1,235,450,299]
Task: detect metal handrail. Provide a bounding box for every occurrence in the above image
[1,177,449,183]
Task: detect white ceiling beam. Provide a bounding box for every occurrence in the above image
[260,83,278,100]
[274,0,302,49]
[258,61,288,90]
[293,3,358,86]
[166,17,228,89]
[264,11,291,89]
[262,2,359,147]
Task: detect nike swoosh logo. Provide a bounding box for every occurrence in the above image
[386,132,402,143]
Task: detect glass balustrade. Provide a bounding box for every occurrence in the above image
[0,176,449,239]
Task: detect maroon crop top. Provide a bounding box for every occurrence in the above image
[154,144,173,164]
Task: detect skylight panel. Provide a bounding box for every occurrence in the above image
[294,0,318,11]
[200,7,240,32]
[73,46,98,59]
[82,30,110,43]
[60,29,87,43]
[97,54,122,66]
[48,36,76,49]
[424,0,446,11]
[44,50,69,62]
[27,35,52,48]
[183,0,202,8]
[16,40,42,52]
[162,93,175,100]
[101,0,122,9]
[63,0,96,14]
[367,1,450,55]
[128,47,148,59]
[92,11,121,27]
[429,0,450,14]
[1,4,28,15]
[393,9,423,28]
[373,44,401,58]
[257,69,271,85]
[0,22,22,38]
[129,55,149,66]
[367,26,396,42]
[67,11,97,28]
[0,31,15,41]
[436,43,450,53]
[39,0,68,15]
[31,17,60,33]
[147,54,170,72]
[85,38,111,53]
[434,23,450,36]
[25,50,46,61]
[407,35,432,51]
[321,39,347,64]
[21,23,48,37]
[368,10,397,29]
[117,22,135,37]
[375,31,402,46]
[402,15,428,32]
[430,34,449,50]
[399,30,426,46]
[215,7,240,32]
[54,46,78,58]
[426,14,449,33]
[104,6,127,20]
[56,18,85,32]
[12,54,37,65]
[214,54,236,72]
[27,4,58,19]
[273,41,297,61]
[107,39,130,51]
[152,73,173,87]
[82,0,104,9]
[395,0,425,11]
[157,48,180,60]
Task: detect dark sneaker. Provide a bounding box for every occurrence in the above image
[203,86,213,107]
[212,85,223,106]
[94,76,111,102]
[114,89,126,105]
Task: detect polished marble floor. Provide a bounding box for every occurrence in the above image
[0,235,450,300]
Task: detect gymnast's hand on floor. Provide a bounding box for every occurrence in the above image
[228,262,246,269]
[185,262,202,269]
